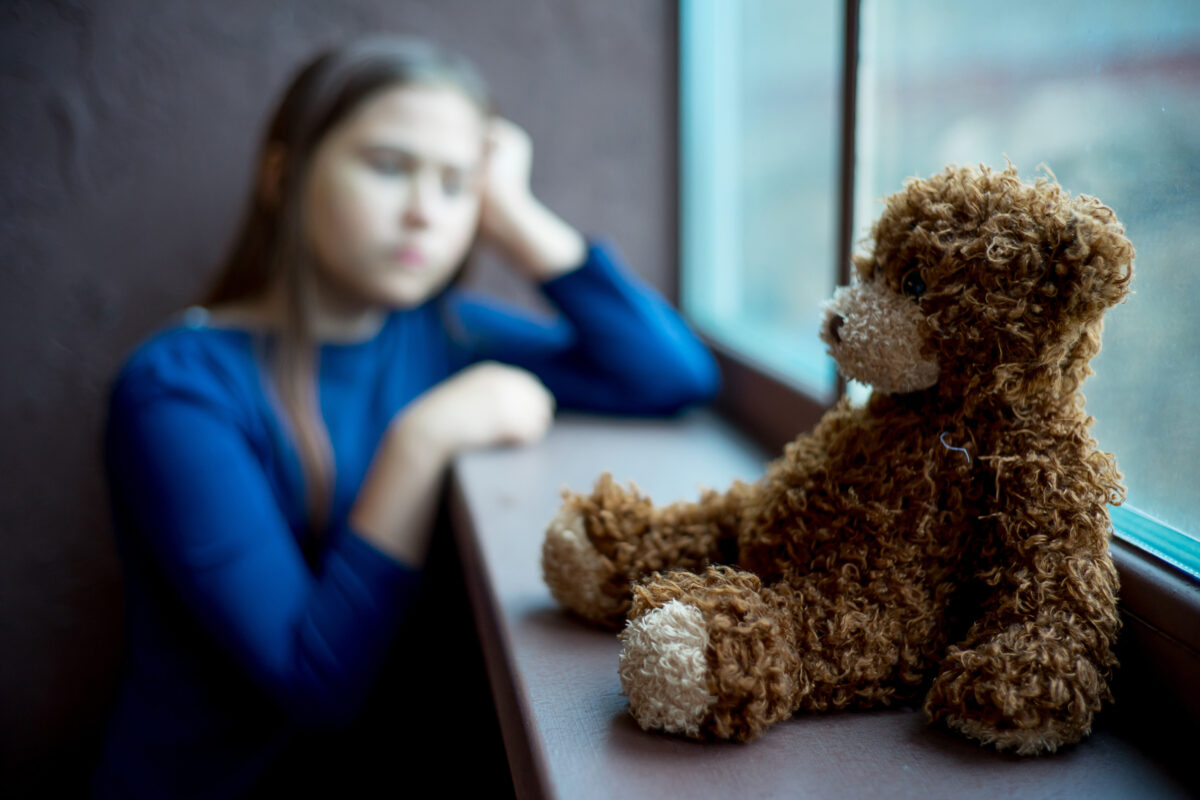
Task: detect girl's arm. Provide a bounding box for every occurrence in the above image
[479,118,586,282]
[448,244,720,413]
[351,360,554,563]
[108,371,409,727]
[461,119,720,413]
[107,355,551,725]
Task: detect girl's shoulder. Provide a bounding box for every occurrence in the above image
[110,307,265,420]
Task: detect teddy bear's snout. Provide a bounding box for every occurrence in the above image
[820,282,939,394]
[827,314,845,344]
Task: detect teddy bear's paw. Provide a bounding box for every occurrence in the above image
[938,708,1086,756]
[618,599,716,737]
[541,505,626,626]
[924,634,1108,755]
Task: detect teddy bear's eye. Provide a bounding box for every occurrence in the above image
[901,269,926,300]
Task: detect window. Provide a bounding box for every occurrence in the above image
[681,0,1200,578]
[681,0,841,402]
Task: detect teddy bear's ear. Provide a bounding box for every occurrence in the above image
[1053,194,1135,316]
[1070,194,1132,307]
[1007,190,1134,397]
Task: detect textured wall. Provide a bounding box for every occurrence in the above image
[0,0,678,779]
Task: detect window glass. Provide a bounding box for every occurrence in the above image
[681,0,841,400]
[856,0,1200,546]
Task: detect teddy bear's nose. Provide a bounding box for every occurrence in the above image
[827,314,845,343]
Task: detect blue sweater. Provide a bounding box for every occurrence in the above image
[93,242,718,798]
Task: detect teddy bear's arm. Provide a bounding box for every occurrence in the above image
[923,452,1122,754]
[542,474,756,627]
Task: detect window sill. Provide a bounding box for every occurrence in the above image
[447,409,1197,799]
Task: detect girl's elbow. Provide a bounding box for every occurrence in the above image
[691,351,722,402]
[678,346,721,402]
[645,352,721,413]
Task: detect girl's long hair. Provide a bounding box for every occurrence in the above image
[203,37,491,532]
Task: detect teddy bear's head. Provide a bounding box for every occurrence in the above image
[822,164,1134,405]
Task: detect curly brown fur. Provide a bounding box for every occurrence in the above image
[543,164,1132,754]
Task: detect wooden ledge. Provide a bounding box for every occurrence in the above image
[447,410,1195,800]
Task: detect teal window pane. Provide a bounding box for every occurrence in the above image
[682,0,841,400]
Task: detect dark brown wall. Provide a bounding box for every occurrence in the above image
[0,0,678,777]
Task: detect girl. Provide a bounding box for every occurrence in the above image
[94,37,717,798]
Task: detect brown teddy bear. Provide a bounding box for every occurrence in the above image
[541,163,1134,755]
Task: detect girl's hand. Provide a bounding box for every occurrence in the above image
[350,362,554,565]
[480,117,536,223]
[479,118,586,282]
[402,360,555,458]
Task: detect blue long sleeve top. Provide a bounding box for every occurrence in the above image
[93,241,718,799]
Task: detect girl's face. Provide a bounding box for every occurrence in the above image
[302,83,487,310]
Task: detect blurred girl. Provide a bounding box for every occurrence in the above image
[94,36,716,798]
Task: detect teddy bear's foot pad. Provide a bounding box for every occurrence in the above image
[618,600,716,737]
[542,508,622,622]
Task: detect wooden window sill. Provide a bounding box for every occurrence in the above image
[447,409,1197,799]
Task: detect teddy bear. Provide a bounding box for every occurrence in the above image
[541,163,1134,755]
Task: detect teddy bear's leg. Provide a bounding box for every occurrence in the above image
[619,566,945,741]
[618,565,800,740]
[923,550,1121,755]
[542,474,752,628]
